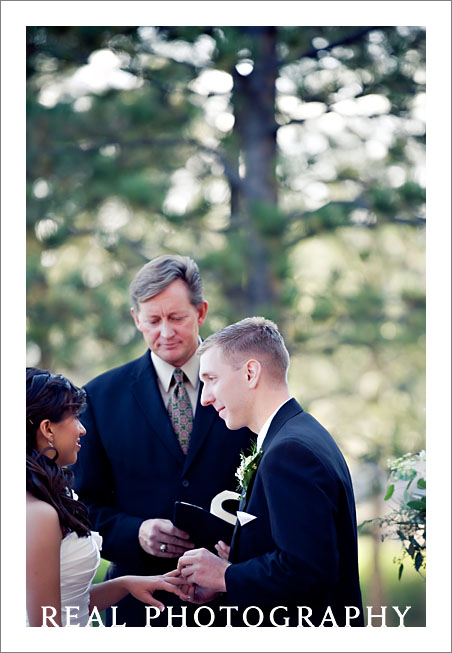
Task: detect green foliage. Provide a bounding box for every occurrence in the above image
[26,26,425,481]
[384,484,395,501]
[379,451,426,580]
[252,201,288,237]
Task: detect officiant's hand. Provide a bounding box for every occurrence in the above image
[138,518,194,557]
[177,547,230,591]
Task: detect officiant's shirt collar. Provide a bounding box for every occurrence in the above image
[256,398,292,451]
[151,338,201,391]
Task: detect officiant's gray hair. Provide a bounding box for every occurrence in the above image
[130,255,204,312]
[198,317,290,382]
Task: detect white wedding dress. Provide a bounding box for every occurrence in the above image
[27,529,102,627]
[59,530,102,626]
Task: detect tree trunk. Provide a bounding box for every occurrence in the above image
[231,27,279,314]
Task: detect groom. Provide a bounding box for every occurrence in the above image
[177,317,364,626]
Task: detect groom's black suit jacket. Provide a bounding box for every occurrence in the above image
[72,350,253,625]
[226,398,364,627]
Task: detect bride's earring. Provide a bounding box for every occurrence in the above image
[43,436,58,460]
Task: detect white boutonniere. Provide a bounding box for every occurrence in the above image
[235,442,263,500]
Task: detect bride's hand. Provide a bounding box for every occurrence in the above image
[125,574,191,611]
[163,569,195,601]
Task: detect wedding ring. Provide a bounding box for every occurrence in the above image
[160,543,167,553]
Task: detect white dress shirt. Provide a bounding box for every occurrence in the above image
[256,398,291,451]
[151,348,200,416]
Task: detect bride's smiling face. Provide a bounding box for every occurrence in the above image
[42,414,87,466]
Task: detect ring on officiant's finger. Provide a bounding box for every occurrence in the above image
[160,543,167,553]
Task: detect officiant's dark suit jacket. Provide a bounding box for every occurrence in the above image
[226,398,364,627]
[72,350,253,626]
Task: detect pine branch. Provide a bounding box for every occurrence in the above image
[285,200,425,248]
[282,27,387,65]
[49,137,245,190]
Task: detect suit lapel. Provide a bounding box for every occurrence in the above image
[229,398,303,560]
[240,399,301,508]
[130,352,220,467]
[261,398,303,452]
[182,384,217,473]
[130,352,185,464]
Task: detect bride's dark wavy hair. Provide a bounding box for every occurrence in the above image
[26,367,92,537]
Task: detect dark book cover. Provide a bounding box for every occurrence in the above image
[173,500,236,552]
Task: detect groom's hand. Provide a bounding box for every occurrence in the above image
[138,518,194,557]
[177,547,230,591]
[215,540,231,560]
[192,585,221,604]
[163,570,219,604]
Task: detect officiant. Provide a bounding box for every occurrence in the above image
[72,254,254,626]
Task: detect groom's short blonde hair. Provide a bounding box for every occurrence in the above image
[198,316,290,383]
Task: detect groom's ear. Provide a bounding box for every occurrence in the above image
[245,359,261,388]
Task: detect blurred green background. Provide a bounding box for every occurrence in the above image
[26,26,426,625]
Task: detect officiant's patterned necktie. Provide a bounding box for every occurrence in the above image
[167,368,193,454]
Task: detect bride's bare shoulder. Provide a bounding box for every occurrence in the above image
[26,493,61,534]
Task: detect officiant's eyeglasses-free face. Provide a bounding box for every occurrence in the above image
[131,279,208,368]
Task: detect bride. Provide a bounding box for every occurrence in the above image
[26,367,187,627]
